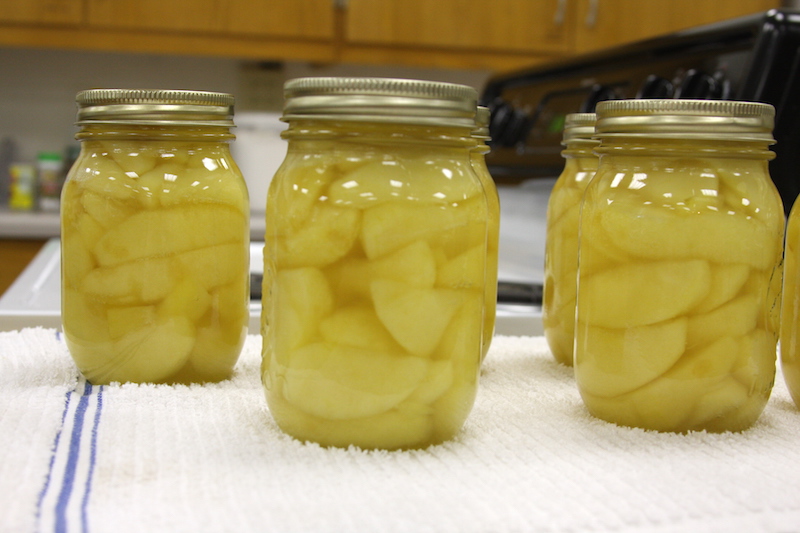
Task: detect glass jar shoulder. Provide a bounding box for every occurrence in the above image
[65,139,248,215]
[272,141,484,210]
[586,153,780,222]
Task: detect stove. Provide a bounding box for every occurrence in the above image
[481,8,800,215]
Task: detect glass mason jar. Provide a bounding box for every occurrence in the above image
[261,77,491,450]
[61,89,250,385]
[781,204,800,408]
[472,106,500,361]
[543,113,598,366]
[575,99,784,433]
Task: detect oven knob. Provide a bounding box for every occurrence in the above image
[675,69,723,99]
[581,85,616,113]
[637,75,674,99]
[489,100,530,147]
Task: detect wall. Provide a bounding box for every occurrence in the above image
[0,47,491,164]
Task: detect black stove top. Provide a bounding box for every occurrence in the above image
[481,9,800,214]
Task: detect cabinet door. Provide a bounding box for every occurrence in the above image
[574,0,780,53]
[0,0,82,24]
[87,0,334,39]
[345,0,575,54]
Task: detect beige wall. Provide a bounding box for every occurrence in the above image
[0,48,490,164]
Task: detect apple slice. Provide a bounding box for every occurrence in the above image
[319,306,402,352]
[360,202,472,260]
[268,396,433,450]
[282,342,428,420]
[93,205,246,267]
[371,280,463,357]
[578,259,711,329]
[276,204,361,268]
[575,317,688,398]
[273,267,333,353]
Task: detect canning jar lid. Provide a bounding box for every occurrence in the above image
[595,99,775,142]
[562,112,598,145]
[473,106,491,140]
[75,89,235,127]
[281,77,478,127]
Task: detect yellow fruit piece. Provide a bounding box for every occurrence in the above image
[93,205,245,267]
[176,243,247,291]
[159,162,246,209]
[107,141,160,176]
[543,296,576,367]
[327,157,480,208]
[273,267,333,353]
[61,234,95,289]
[687,293,758,349]
[76,149,141,202]
[596,203,779,270]
[636,160,721,207]
[371,240,437,288]
[282,342,428,420]
[430,379,477,443]
[371,280,463,357]
[732,328,776,393]
[319,306,401,352]
[267,396,433,450]
[134,162,184,208]
[74,213,105,250]
[692,263,750,314]
[269,155,333,229]
[575,222,630,278]
[436,244,486,289]
[547,186,583,229]
[85,316,196,384]
[62,288,111,344]
[543,204,580,365]
[360,202,473,260]
[718,160,782,221]
[578,259,711,329]
[575,317,688,398]
[157,276,212,323]
[80,190,136,229]
[106,305,157,339]
[324,240,437,304]
[185,324,244,382]
[81,256,179,305]
[406,359,454,405]
[276,204,361,268]
[324,257,372,303]
[683,378,750,430]
[435,289,483,369]
[584,336,741,432]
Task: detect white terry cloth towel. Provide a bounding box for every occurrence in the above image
[3,328,800,533]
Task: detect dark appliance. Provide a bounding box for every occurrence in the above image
[481,9,800,215]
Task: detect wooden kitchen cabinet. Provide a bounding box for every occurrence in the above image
[86,0,334,39]
[342,0,576,70]
[573,0,781,53]
[0,0,81,25]
[0,0,785,71]
[0,239,45,297]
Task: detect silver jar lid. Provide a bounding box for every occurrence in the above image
[281,77,478,127]
[75,89,235,126]
[562,113,597,144]
[595,99,775,142]
[473,106,491,140]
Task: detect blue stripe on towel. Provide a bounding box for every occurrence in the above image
[37,373,104,533]
[81,384,103,533]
